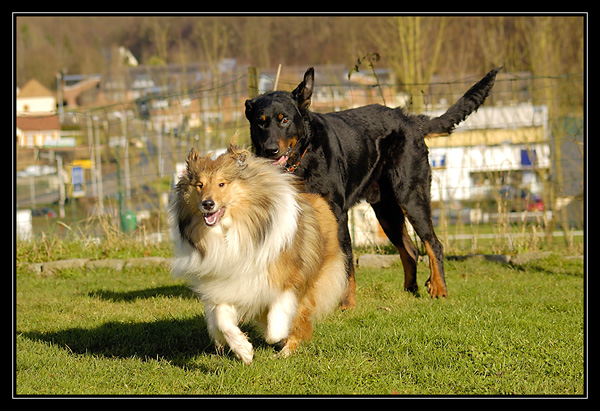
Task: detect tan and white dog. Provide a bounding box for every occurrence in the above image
[169,144,347,364]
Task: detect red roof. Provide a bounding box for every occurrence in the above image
[16,115,60,131]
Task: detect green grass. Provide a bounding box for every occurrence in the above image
[15,251,585,396]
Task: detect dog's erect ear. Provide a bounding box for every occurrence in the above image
[186,147,200,166]
[227,143,250,169]
[184,147,200,177]
[292,67,314,113]
[244,99,253,121]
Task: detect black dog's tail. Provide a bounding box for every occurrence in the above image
[425,67,502,136]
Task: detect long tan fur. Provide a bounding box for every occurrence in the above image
[169,144,346,364]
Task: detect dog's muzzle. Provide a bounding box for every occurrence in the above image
[270,145,293,167]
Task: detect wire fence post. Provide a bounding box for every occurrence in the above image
[248,66,259,99]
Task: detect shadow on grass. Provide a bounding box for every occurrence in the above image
[22,316,216,369]
[22,285,272,370]
[88,284,197,302]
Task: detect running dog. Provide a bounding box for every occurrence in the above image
[245,67,500,306]
[169,144,347,364]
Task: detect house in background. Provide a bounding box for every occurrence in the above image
[16,78,56,115]
[16,78,63,148]
[16,115,61,148]
[257,64,403,111]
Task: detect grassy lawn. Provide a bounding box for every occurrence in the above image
[15,250,585,396]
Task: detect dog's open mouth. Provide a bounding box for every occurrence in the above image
[272,155,289,167]
[203,207,226,227]
[271,145,293,168]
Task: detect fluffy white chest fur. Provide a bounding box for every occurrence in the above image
[168,145,347,364]
[170,186,299,317]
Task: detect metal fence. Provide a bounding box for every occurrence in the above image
[16,66,584,253]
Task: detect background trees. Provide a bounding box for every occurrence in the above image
[15,15,584,94]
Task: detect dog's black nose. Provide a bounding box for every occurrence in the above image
[201,199,215,211]
[264,146,279,158]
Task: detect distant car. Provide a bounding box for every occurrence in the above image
[16,165,57,178]
[31,207,57,218]
[525,193,544,211]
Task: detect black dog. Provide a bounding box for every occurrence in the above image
[245,67,500,307]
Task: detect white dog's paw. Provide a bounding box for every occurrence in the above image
[273,338,299,360]
[214,341,225,356]
[265,329,288,345]
[231,339,254,365]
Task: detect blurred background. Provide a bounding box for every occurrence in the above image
[14,14,584,254]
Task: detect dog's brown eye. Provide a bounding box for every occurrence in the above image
[196,182,203,189]
[219,182,225,187]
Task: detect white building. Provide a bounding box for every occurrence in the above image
[16,79,57,115]
[425,104,550,203]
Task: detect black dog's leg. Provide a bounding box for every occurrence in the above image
[371,180,419,293]
[422,234,447,298]
[371,198,419,293]
[384,157,448,298]
[401,197,447,298]
[338,213,356,309]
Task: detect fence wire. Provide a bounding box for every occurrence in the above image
[15,67,584,253]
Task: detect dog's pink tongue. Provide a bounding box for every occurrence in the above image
[272,155,289,167]
[204,208,224,226]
